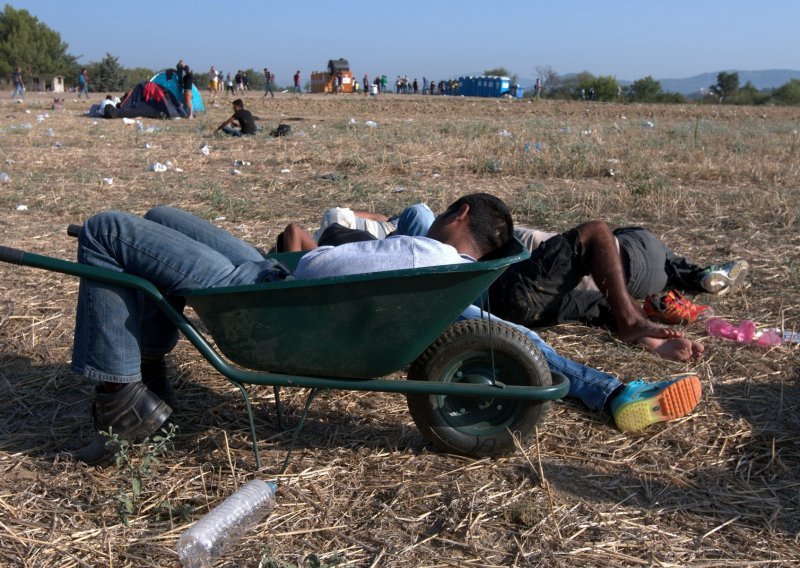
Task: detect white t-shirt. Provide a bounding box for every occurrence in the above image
[294,235,473,280]
[313,207,396,241]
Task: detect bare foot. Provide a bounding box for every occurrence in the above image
[636,336,705,362]
[617,318,683,343]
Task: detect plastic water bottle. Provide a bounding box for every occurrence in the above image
[176,480,277,567]
[0,172,9,184]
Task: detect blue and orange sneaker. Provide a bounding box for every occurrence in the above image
[610,374,702,432]
[643,290,712,325]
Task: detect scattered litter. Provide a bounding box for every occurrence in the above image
[230,169,242,175]
[0,173,9,184]
[173,167,184,173]
[432,173,441,179]
[102,177,114,185]
[706,317,783,347]
[122,118,137,125]
[765,329,800,343]
[270,124,291,137]
[233,160,251,166]
[364,120,378,128]
[144,126,161,133]
[392,187,405,193]
[143,142,152,149]
[15,204,28,211]
[641,120,655,129]
[580,129,592,136]
[199,144,210,156]
[349,117,357,124]
[46,128,54,136]
[147,162,168,172]
[5,159,14,164]
[52,141,63,148]
[318,173,345,181]
[280,168,291,174]
[560,126,572,133]
[24,109,30,113]
[524,142,542,152]
[498,129,512,137]
[91,120,98,126]
[214,216,226,221]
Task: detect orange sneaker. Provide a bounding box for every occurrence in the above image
[643,290,712,325]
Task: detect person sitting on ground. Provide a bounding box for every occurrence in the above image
[71,193,701,466]
[99,95,119,119]
[216,99,257,136]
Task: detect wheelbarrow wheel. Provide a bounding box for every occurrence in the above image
[406,319,551,457]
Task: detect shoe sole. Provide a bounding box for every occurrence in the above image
[614,375,702,432]
[704,262,749,296]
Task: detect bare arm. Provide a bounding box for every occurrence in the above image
[281,223,318,252]
[354,211,390,222]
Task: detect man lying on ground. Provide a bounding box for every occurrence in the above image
[71,194,701,465]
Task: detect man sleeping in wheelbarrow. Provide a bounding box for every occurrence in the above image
[72,193,701,465]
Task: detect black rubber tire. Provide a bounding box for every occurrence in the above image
[406,319,551,457]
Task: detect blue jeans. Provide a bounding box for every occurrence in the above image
[11,83,24,99]
[459,305,622,411]
[392,203,435,236]
[71,207,288,383]
[221,126,245,136]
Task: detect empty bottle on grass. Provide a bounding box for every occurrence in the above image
[176,479,277,567]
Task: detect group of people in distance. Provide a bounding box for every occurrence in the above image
[69,192,749,466]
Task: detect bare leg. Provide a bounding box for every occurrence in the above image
[577,221,703,362]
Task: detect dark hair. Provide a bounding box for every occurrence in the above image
[444,193,513,256]
[232,99,243,107]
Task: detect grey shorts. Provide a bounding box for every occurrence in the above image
[614,227,669,298]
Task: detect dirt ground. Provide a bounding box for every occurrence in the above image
[0,90,798,567]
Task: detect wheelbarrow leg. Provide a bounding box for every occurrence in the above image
[232,382,262,469]
[273,385,287,430]
[280,388,326,474]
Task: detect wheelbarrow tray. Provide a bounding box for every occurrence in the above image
[183,245,527,378]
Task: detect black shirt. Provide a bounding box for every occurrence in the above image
[233,109,256,134]
[182,71,193,91]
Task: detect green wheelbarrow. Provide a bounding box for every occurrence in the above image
[0,237,569,469]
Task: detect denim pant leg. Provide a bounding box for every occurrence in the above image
[71,210,283,383]
[664,249,706,291]
[459,305,622,412]
[393,204,435,236]
[138,206,269,355]
[143,206,265,264]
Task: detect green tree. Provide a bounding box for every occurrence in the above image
[484,67,518,85]
[628,76,663,102]
[124,67,155,88]
[731,81,769,105]
[771,79,800,105]
[0,5,77,77]
[710,71,739,101]
[89,53,127,92]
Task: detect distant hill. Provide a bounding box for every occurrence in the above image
[513,69,800,96]
[658,69,800,95]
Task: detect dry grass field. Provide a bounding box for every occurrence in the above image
[0,90,798,567]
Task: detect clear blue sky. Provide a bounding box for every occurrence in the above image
[9,0,800,85]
